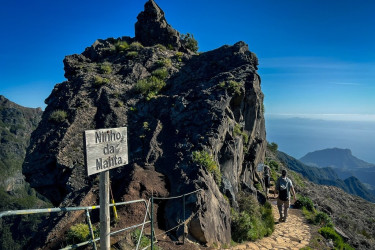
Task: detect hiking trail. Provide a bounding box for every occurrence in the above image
[231,200,311,250]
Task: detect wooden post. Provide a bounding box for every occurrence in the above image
[100,171,110,250]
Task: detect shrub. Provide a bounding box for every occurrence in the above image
[318,227,354,250]
[155,44,167,51]
[67,223,95,244]
[298,196,314,212]
[151,67,168,80]
[114,40,129,52]
[314,211,333,227]
[175,51,183,62]
[268,160,279,171]
[131,228,160,250]
[134,76,166,99]
[98,62,112,74]
[267,142,278,153]
[126,51,138,58]
[219,80,243,95]
[156,58,172,68]
[129,41,144,51]
[233,123,249,144]
[115,100,124,107]
[181,33,198,52]
[49,110,67,123]
[192,150,221,185]
[167,44,174,50]
[232,193,274,243]
[93,75,110,87]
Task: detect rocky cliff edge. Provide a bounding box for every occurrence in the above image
[22,0,266,247]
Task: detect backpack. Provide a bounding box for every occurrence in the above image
[278,182,289,201]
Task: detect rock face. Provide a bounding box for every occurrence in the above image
[23,0,266,247]
[0,95,42,189]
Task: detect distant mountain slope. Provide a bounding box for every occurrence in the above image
[0,95,49,248]
[300,148,375,194]
[0,95,43,186]
[277,151,375,203]
[300,148,375,169]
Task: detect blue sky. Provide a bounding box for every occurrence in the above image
[0,0,374,121]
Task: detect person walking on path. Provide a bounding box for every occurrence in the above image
[263,165,271,199]
[275,169,296,222]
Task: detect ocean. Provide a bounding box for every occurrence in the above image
[265,117,375,164]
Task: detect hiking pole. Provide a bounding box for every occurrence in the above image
[109,181,119,220]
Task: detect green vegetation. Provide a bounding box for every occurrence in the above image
[98,62,112,74]
[151,67,168,80]
[192,150,221,185]
[267,142,278,153]
[233,123,249,144]
[297,195,353,249]
[156,58,172,68]
[134,76,166,101]
[129,41,144,50]
[181,33,198,52]
[167,44,174,50]
[318,227,354,250]
[231,193,274,243]
[115,100,124,107]
[67,223,97,244]
[131,228,161,250]
[219,80,243,95]
[175,51,183,62]
[155,44,167,51]
[93,75,110,87]
[49,110,68,123]
[112,40,143,54]
[298,196,314,212]
[114,40,130,52]
[126,51,138,58]
[289,171,306,188]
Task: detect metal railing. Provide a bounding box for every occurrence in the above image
[0,189,203,250]
[0,199,151,250]
[146,189,203,249]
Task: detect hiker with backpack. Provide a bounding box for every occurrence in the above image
[263,165,271,199]
[275,169,296,222]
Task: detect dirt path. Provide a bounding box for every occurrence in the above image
[231,199,311,250]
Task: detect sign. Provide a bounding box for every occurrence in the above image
[257,163,264,172]
[84,127,128,176]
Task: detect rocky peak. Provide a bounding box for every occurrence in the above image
[23,0,265,247]
[135,0,183,51]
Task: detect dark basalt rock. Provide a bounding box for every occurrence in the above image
[135,0,183,51]
[22,0,266,247]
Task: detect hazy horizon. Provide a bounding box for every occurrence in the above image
[266,116,375,164]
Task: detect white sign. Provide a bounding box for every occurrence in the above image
[84,127,128,176]
[257,163,264,172]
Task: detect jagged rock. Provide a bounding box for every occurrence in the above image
[23,1,266,247]
[135,0,183,51]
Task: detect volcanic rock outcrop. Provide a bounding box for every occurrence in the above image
[23,0,266,247]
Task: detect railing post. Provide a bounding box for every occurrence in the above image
[183,194,186,245]
[85,209,97,250]
[151,195,154,250]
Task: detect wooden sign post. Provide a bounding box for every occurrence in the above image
[84,127,128,250]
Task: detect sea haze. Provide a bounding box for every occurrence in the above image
[266,117,375,164]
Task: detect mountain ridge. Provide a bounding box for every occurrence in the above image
[277,151,375,203]
[300,147,375,169]
[300,147,375,194]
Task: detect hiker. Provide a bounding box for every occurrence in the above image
[275,169,296,222]
[263,165,271,199]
